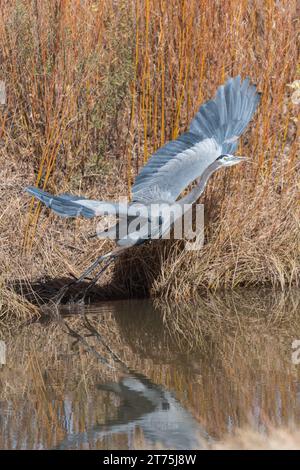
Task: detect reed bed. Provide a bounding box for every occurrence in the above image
[0,0,299,316]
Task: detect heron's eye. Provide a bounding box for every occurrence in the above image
[217,154,227,160]
[162,402,170,410]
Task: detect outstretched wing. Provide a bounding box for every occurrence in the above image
[189,75,260,153]
[132,136,221,203]
[132,76,260,203]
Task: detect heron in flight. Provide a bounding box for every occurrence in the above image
[26,76,260,298]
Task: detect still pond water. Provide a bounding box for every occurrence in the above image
[0,290,300,449]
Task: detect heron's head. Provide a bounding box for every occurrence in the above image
[216,154,247,167]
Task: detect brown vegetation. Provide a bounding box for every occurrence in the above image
[0,0,299,319]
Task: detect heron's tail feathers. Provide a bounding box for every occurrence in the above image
[25,186,124,219]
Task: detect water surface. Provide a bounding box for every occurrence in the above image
[0,290,300,449]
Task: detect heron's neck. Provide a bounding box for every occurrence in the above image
[179,161,221,206]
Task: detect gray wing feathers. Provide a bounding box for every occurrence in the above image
[133,138,221,203]
[132,131,200,193]
[132,76,260,203]
[189,76,260,153]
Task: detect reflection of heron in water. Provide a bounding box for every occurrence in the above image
[57,371,212,450]
[54,308,210,450]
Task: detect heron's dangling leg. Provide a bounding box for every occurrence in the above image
[75,245,131,302]
[54,252,112,304]
[54,246,128,305]
[75,255,117,303]
[73,253,111,285]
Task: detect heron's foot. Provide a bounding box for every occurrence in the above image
[53,276,87,305]
[54,279,94,305]
[72,279,100,304]
[53,283,73,305]
[71,290,88,304]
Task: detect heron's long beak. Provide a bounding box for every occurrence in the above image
[235,156,250,165]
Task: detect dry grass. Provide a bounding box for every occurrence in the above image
[0,0,299,317]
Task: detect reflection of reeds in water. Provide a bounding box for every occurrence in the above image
[0,0,298,314]
[159,289,300,439]
[0,290,300,449]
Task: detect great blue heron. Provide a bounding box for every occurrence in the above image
[26,76,260,298]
